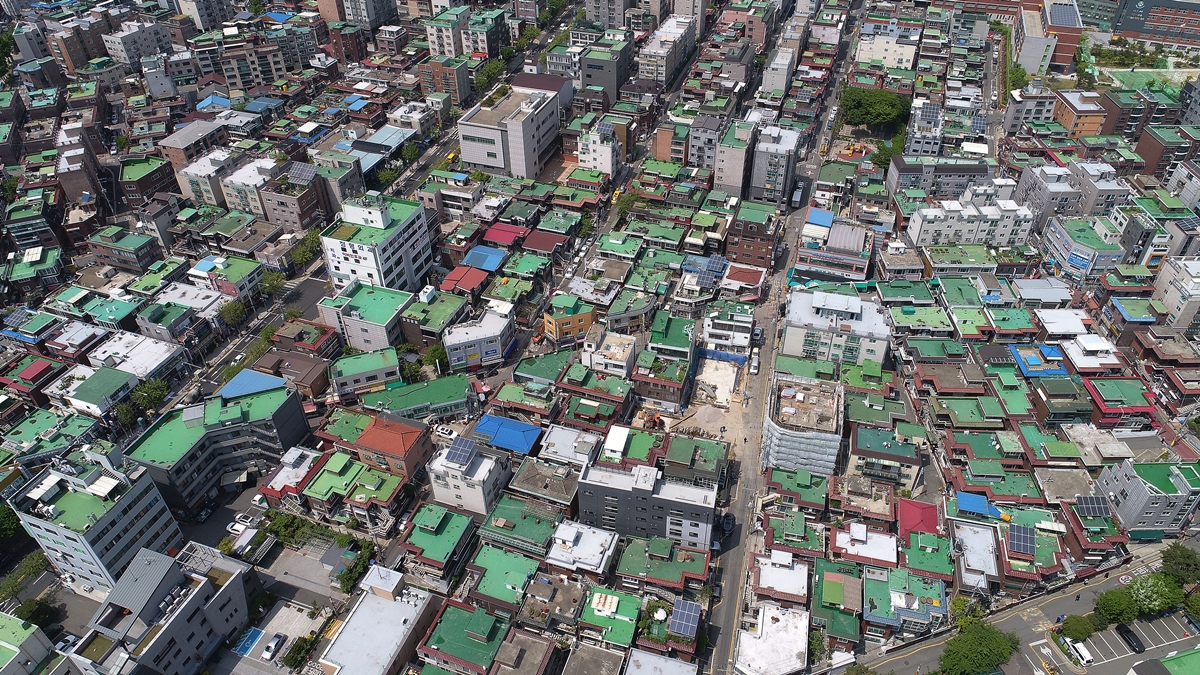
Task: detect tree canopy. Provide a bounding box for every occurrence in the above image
[1062,614,1098,641]
[839,88,911,132]
[1162,541,1200,588]
[939,623,1021,675]
[475,59,506,91]
[402,142,421,164]
[1009,64,1029,91]
[219,301,246,325]
[1095,588,1138,624]
[131,379,169,411]
[260,270,286,296]
[1126,573,1185,615]
[0,504,21,541]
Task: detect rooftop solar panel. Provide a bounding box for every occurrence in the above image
[445,436,476,466]
[288,162,318,184]
[1009,524,1036,556]
[1076,495,1111,518]
[668,598,701,638]
[697,270,716,287]
[707,255,726,272]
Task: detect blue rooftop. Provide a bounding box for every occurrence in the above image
[363,125,416,150]
[473,415,542,454]
[462,246,509,272]
[245,97,284,113]
[807,208,835,228]
[957,491,1003,518]
[216,369,288,398]
[1009,344,1069,378]
[196,95,230,111]
[1111,297,1160,323]
[264,11,294,22]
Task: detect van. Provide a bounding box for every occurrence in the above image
[749,348,760,375]
[1067,639,1094,666]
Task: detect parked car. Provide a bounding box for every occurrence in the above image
[234,513,257,526]
[751,327,764,344]
[262,633,286,661]
[434,425,458,441]
[195,508,212,522]
[55,635,78,653]
[251,494,267,508]
[226,522,247,536]
[1116,624,1145,653]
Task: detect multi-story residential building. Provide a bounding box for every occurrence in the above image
[102,21,171,67]
[14,23,50,61]
[587,0,633,28]
[1014,0,1083,75]
[715,120,757,197]
[1100,88,1182,141]
[220,42,288,90]
[119,155,179,206]
[317,279,414,351]
[444,303,518,370]
[464,9,509,59]
[177,148,244,208]
[48,12,119,78]
[261,165,327,233]
[125,379,308,510]
[904,98,944,156]
[1072,160,1131,216]
[158,120,229,171]
[343,0,399,31]
[511,0,543,22]
[781,290,891,365]
[187,254,264,302]
[579,34,633,102]
[885,155,994,199]
[726,200,781,267]
[179,0,235,30]
[1135,125,1200,180]
[427,7,470,57]
[318,408,436,483]
[87,225,164,274]
[1004,79,1059,133]
[908,179,1033,246]
[1154,257,1200,334]
[376,25,409,55]
[1054,89,1108,139]
[220,157,278,219]
[321,193,433,292]
[12,454,181,595]
[687,115,723,171]
[1042,216,1126,279]
[750,126,801,208]
[87,544,259,675]
[419,55,473,107]
[1097,459,1200,538]
[577,464,716,550]
[328,21,368,64]
[428,437,511,514]
[856,33,918,69]
[702,299,755,353]
[636,15,696,84]
[1013,165,1081,231]
[459,90,560,179]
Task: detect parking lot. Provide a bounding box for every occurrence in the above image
[204,600,326,675]
[1031,613,1200,674]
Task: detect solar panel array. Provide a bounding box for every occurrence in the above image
[1076,496,1111,518]
[1048,2,1080,27]
[706,255,726,272]
[668,599,701,638]
[917,101,941,125]
[597,121,615,137]
[445,437,475,465]
[697,270,716,287]
[4,308,30,328]
[971,116,988,135]
[288,162,318,184]
[1009,524,1036,556]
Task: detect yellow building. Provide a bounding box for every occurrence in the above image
[543,294,596,347]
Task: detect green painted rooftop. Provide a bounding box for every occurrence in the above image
[424,603,509,668]
[331,347,399,379]
[616,536,707,586]
[579,588,639,647]
[403,503,472,564]
[470,544,538,605]
[318,284,413,326]
[360,375,469,413]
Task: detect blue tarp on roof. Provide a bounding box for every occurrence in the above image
[957,491,1003,518]
[807,208,835,228]
[348,99,371,112]
[462,246,508,272]
[264,11,294,22]
[245,97,284,114]
[217,370,288,399]
[196,95,230,111]
[473,415,541,454]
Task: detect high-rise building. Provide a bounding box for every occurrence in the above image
[749,126,800,208]
[179,0,235,31]
[715,120,757,197]
[587,0,632,28]
[343,0,399,32]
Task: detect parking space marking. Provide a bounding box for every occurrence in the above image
[1091,631,1124,660]
[1092,631,1197,666]
[1145,619,1169,644]
[1130,622,1156,646]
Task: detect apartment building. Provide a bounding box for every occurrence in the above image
[125,379,307,510]
[419,55,473,107]
[715,120,757,197]
[343,0,400,31]
[908,178,1033,247]
[459,90,560,179]
[884,155,993,199]
[1053,90,1107,139]
[1004,80,1059,133]
[119,155,179,206]
[687,115,723,171]
[587,0,633,28]
[220,157,279,219]
[1100,88,1182,141]
[444,303,518,370]
[12,454,180,594]
[1135,125,1200,180]
[635,15,696,84]
[750,126,801,208]
[158,120,230,171]
[102,22,171,67]
[317,279,415,351]
[221,42,288,90]
[1154,256,1200,334]
[428,438,511,514]
[321,192,434,292]
[427,6,470,57]
[464,9,509,60]
[179,0,235,30]
[1097,459,1200,538]
[177,148,243,208]
[579,32,633,102]
[577,464,716,550]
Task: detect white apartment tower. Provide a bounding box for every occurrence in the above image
[322,193,434,292]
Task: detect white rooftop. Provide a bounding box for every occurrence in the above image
[155,282,225,321]
[443,309,512,346]
[88,330,185,379]
[833,526,899,565]
[1034,308,1091,336]
[753,554,809,598]
[544,519,618,574]
[951,519,999,591]
[223,157,277,188]
[787,290,890,338]
[265,447,322,492]
[539,424,603,467]
[319,584,432,675]
[625,648,698,675]
[1012,278,1072,304]
[734,604,809,675]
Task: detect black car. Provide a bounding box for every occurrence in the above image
[1115,624,1145,653]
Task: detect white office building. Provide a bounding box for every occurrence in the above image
[443,301,517,370]
[459,90,560,179]
[780,290,890,365]
[321,193,434,292]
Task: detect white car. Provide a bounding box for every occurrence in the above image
[55,635,78,653]
[262,633,286,661]
[251,494,266,507]
[226,522,247,536]
[235,513,257,526]
[435,425,458,441]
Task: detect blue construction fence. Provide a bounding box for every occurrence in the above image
[698,348,749,366]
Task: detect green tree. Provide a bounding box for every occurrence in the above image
[248,0,265,13]
[576,7,586,20]
[422,346,449,371]
[217,537,234,555]
[470,169,491,183]
[839,88,910,132]
[547,0,566,13]
[1162,541,1200,588]
[845,667,883,675]
[1096,588,1138,624]
[615,191,638,219]
[342,345,360,356]
[0,504,21,541]
[219,301,246,326]
[13,599,56,627]
[949,595,984,629]
[131,379,169,411]
[502,46,515,62]
[475,59,507,91]
[448,106,464,119]
[377,168,400,186]
[0,28,14,79]
[1062,615,1096,641]
[538,8,551,24]
[260,270,286,296]
[114,402,137,429]
[115,135,130,151]
[397,342,419,354]
[1,177,17,203]
[870,132,906,168]
[401,361,424,384]
[1009,64,1029,91]
[1127,573,1185,615]
[939,623,1020,675]
[1187,592,1200,617]
[259,325,278,341]
[221,363,245,382]
[285,306,305,320]
[402,142,421,164]
[808,632,826,663]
